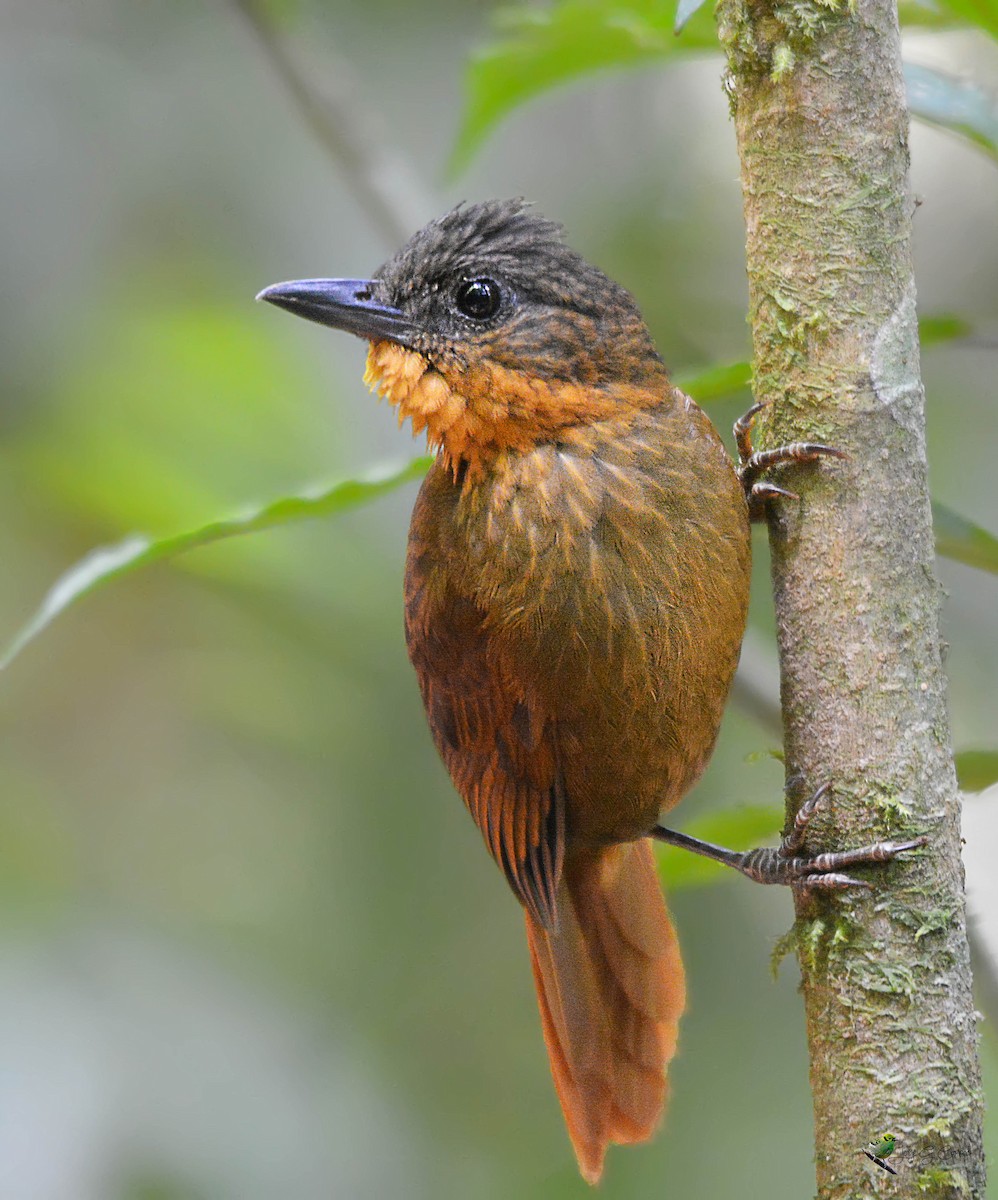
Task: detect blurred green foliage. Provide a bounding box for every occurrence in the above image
[1,1,996,1198]
[933,498,998,575]
[906,63,998,162]
[451,0,718,171]
[454,0,998,168]
[956,750,998,792]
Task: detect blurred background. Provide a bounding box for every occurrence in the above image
[0,2,996,1197]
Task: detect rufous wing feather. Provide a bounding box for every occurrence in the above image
[405,538,565,927]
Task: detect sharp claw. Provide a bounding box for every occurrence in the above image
[881,836,929,854]
[798,872,874,891]
[781,781,832,857]
[752,483,798,502]
[800,782,832,819]
[734,402,765,428]
[804,443,849,461]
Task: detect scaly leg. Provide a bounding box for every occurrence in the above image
[651,783,928,892]
[734,402,848,521]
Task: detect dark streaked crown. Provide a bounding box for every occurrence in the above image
[371,199,664,386]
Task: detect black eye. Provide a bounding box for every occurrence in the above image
[455,277,502,320]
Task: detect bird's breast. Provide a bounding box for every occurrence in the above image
[412,395,751,839]
[452,400,747,646]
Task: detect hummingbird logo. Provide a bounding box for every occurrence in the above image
[863,1132,897,1175]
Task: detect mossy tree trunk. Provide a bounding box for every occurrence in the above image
[715,1,986,1196]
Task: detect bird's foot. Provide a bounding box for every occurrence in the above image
[734,402,847,521]
[652,783,928,891]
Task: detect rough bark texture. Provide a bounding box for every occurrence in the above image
[715,1,986,1197]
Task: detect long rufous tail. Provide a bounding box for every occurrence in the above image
[525,838,685,1185]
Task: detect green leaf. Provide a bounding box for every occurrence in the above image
[745,747,785,764]
[675,361,752,403]
[905,63,998,162]
[956,750,998,792]
[656,805,782,889]
[933,501,998,575]
[0,457,432,671]
[450,1,990,173]
[930,0,998,38]
[898,0,975,26]
[918,314,973,346]
[451,0,717,174]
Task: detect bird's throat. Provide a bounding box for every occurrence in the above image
[364,341,469,472]
[364,339,657,483]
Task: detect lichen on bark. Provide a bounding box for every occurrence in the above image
[715,0,986,1194]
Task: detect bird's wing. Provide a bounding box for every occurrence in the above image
[404,568,565,929]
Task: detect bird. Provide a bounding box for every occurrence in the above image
[868,1132,897,1158]
[864,1132,898,1173]
[258,199,926,1183]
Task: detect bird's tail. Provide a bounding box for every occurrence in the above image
[525,838,685,1184]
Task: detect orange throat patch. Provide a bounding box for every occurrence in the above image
[364,341,468,471]
[364,339,644,482]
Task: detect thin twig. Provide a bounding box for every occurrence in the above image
[229,0,434,247]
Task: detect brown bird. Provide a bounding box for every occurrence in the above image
[258,200,925,1183]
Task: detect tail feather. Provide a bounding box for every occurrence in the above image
[525,839,685,1184]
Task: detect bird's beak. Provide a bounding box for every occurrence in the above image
[256,278,418,345]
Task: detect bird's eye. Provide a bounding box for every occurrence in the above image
[455,277,502,320]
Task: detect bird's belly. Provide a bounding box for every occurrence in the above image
[496,517,750,848]
[536,609,742,843]
[445,407,752,848]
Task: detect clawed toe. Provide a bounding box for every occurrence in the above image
[734,402,847,520]
[779,791,929,890]
[780,781,831,857]
[799,872,873,892]
[653,782,927,891]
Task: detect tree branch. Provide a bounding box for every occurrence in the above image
[230,0,433,247]
[716,1,986,1196]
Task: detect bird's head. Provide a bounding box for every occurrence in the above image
[258,199,669,479]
